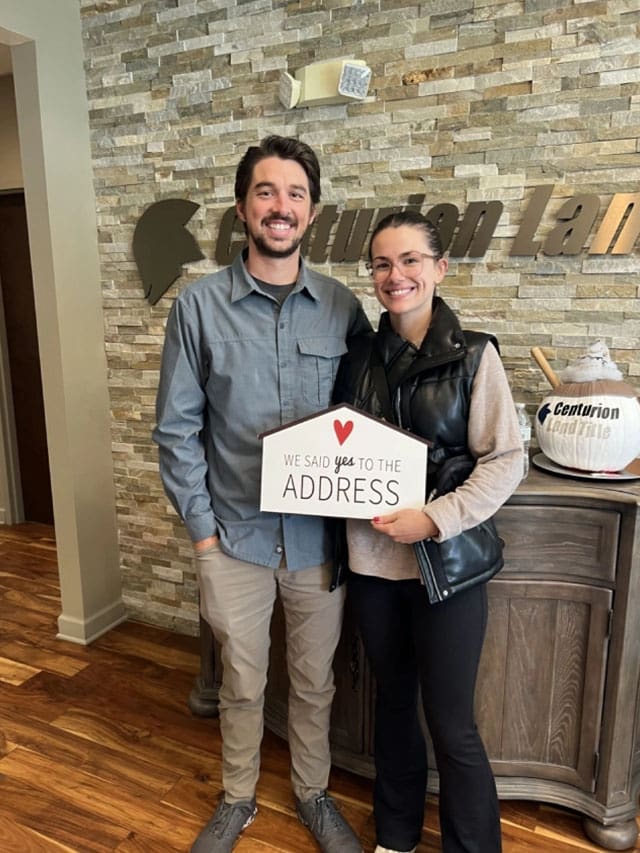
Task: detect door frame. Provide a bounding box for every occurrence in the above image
[0,219,22,524]
[0,4,125,643]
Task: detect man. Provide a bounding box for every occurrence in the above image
[153,135,370,853]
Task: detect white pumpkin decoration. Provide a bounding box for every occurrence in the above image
[535,379,640,472]
[534,342,640,473]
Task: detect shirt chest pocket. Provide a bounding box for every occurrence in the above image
[298,337,348,406]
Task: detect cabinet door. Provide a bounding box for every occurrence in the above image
[476,579,612,792]
[328,597,367,758]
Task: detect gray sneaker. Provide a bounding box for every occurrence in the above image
[190,796,257,853]
[295,791,362,853]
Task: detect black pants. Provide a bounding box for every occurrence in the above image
[348,573,501,853]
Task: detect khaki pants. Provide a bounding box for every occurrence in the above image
[196,546,345,802]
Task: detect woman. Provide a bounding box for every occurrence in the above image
[334,211,523,853]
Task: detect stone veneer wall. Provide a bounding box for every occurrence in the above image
[80,0,640,632]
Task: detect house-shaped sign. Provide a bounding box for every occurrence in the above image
[259,404,429,520]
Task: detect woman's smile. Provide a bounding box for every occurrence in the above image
[384,285,417,298]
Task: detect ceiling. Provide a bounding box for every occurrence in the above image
[0,45,12,77]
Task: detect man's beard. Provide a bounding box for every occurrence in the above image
[249,222,304,259]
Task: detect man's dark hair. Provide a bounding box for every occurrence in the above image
[234,135,321,205]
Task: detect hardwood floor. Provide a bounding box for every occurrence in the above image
[1,522,638,852]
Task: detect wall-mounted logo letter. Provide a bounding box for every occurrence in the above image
[133,199,204,304]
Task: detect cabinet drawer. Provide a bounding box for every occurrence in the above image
[495,505,619,584]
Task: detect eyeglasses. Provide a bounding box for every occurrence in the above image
[365,252,438,280]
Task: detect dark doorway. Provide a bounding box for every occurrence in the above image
[0,191,53,524]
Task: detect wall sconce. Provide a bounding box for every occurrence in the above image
[279,59,372,109]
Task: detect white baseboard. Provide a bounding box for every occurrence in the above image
[57,599,127,645]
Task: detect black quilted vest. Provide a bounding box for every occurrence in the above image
[335,296,496,486]
[332,296,504,600]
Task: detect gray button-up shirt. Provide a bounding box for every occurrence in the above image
[153,251,371,570]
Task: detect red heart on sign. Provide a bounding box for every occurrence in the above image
[333,419,353,446]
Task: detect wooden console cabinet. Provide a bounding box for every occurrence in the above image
[190,466,640,850]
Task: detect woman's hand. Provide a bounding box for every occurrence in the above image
[371,509,439,544]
